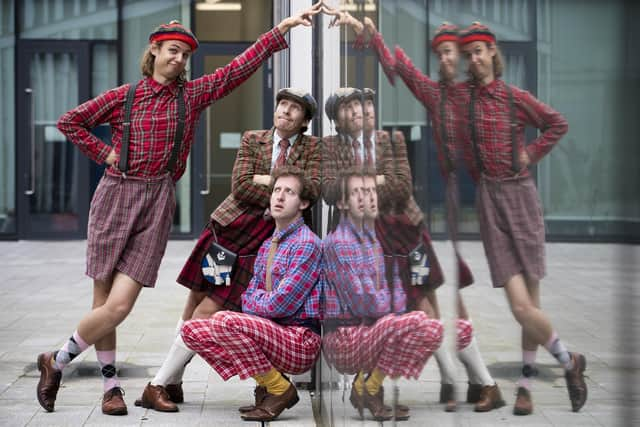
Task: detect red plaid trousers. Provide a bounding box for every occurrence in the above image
[181,312,321,381]
[323,312,443,379]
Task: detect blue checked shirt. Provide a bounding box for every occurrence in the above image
[322,219,394,321]
[242,217,322,328]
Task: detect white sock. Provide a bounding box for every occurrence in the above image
[434,347,457,385]
[151,334,195,387]
[457,337,495,386]
[174,318,185,337]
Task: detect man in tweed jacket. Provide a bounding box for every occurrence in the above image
[137,88,322,412]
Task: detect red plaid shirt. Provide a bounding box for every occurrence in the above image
[395,46,465,178]
[461,79,568,181]
[58,28,287,182]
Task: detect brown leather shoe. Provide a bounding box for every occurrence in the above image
[513,387,533,415]
[165,382,184,403]
[36,352,62,412]
[238,386,267,413]
[466,383,483,403]
[134,383,178,412]
[240,383,299,422]
[439,383,457,412]
[474,384,506,412]
[102,387,128,415]
[565,352,587,412]
[349,385,365,419]
[363,388,393,421]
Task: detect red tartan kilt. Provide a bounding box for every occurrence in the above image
[177,209,275,311]
[375,214,444,301]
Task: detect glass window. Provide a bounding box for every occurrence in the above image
[536,0,640,240]
[20,0,118,39]
[0,1,15,235]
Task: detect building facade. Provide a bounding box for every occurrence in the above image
[0,0,638,242]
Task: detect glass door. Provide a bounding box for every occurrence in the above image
[16,41,91,239]
[191,43,273,233]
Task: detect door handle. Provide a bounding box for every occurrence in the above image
[24,88,35,195]
[200,108,211,195]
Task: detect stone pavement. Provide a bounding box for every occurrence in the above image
[0,239,638,426]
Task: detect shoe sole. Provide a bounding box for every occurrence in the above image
[240,393,299,421]
[133,398,179,412]
[36,354,55,413]
[513,406,532,416]
[102,408,128,416]
[475,398,506,412]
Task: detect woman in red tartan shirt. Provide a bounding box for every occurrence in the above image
[36,4,322,417]
[459,22,587,415]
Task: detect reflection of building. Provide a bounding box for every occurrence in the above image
[1,0,638,242]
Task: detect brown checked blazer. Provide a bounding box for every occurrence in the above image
[321,130,395,209]
[211,128,321,227]
[389,130,424,225]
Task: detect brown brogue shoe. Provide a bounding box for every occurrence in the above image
[474,384,506,412]
[439,383,457,412]
[513,387,533,415]
[135,383,178,412]
[363,388,393,421]
[102,387,128,415]
[241,383,299,422]
[466,383,483,403]
[238,386,267,413]
[565,352,587,412]
[36,352,62,412]
[165,382,184,403]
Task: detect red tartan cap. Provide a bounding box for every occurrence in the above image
[149,20,199,51]
[459,21,496,46]
[431,22,460,51]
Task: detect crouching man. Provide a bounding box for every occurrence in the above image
[181,165,322,422]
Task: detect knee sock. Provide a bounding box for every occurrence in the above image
[434,346,457,385]
[516,350,538,390]
[353,371,365,396]
[365,368,386,396]
[152,334,195,387]
[253,368,290,396]
[544,332,572,370]
[457,336,495,386]
[96,350,120,392]
[54,330,90,371]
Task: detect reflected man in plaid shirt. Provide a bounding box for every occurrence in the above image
[182,166,322,423]
[322,169,444,421]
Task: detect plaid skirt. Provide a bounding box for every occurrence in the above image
[476,175,546,288]
[375,214,444,302]
[86,173,175,288]
[177,208,274,311]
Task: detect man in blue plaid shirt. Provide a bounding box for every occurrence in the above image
[182,166,322,423]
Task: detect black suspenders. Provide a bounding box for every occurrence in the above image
[439,84,455,173]
[117,82,186,175]
[468,82,519,175]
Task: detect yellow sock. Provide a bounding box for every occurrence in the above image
[365,368,386,396]
[353,372,365,396]
[252,368,290,396]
